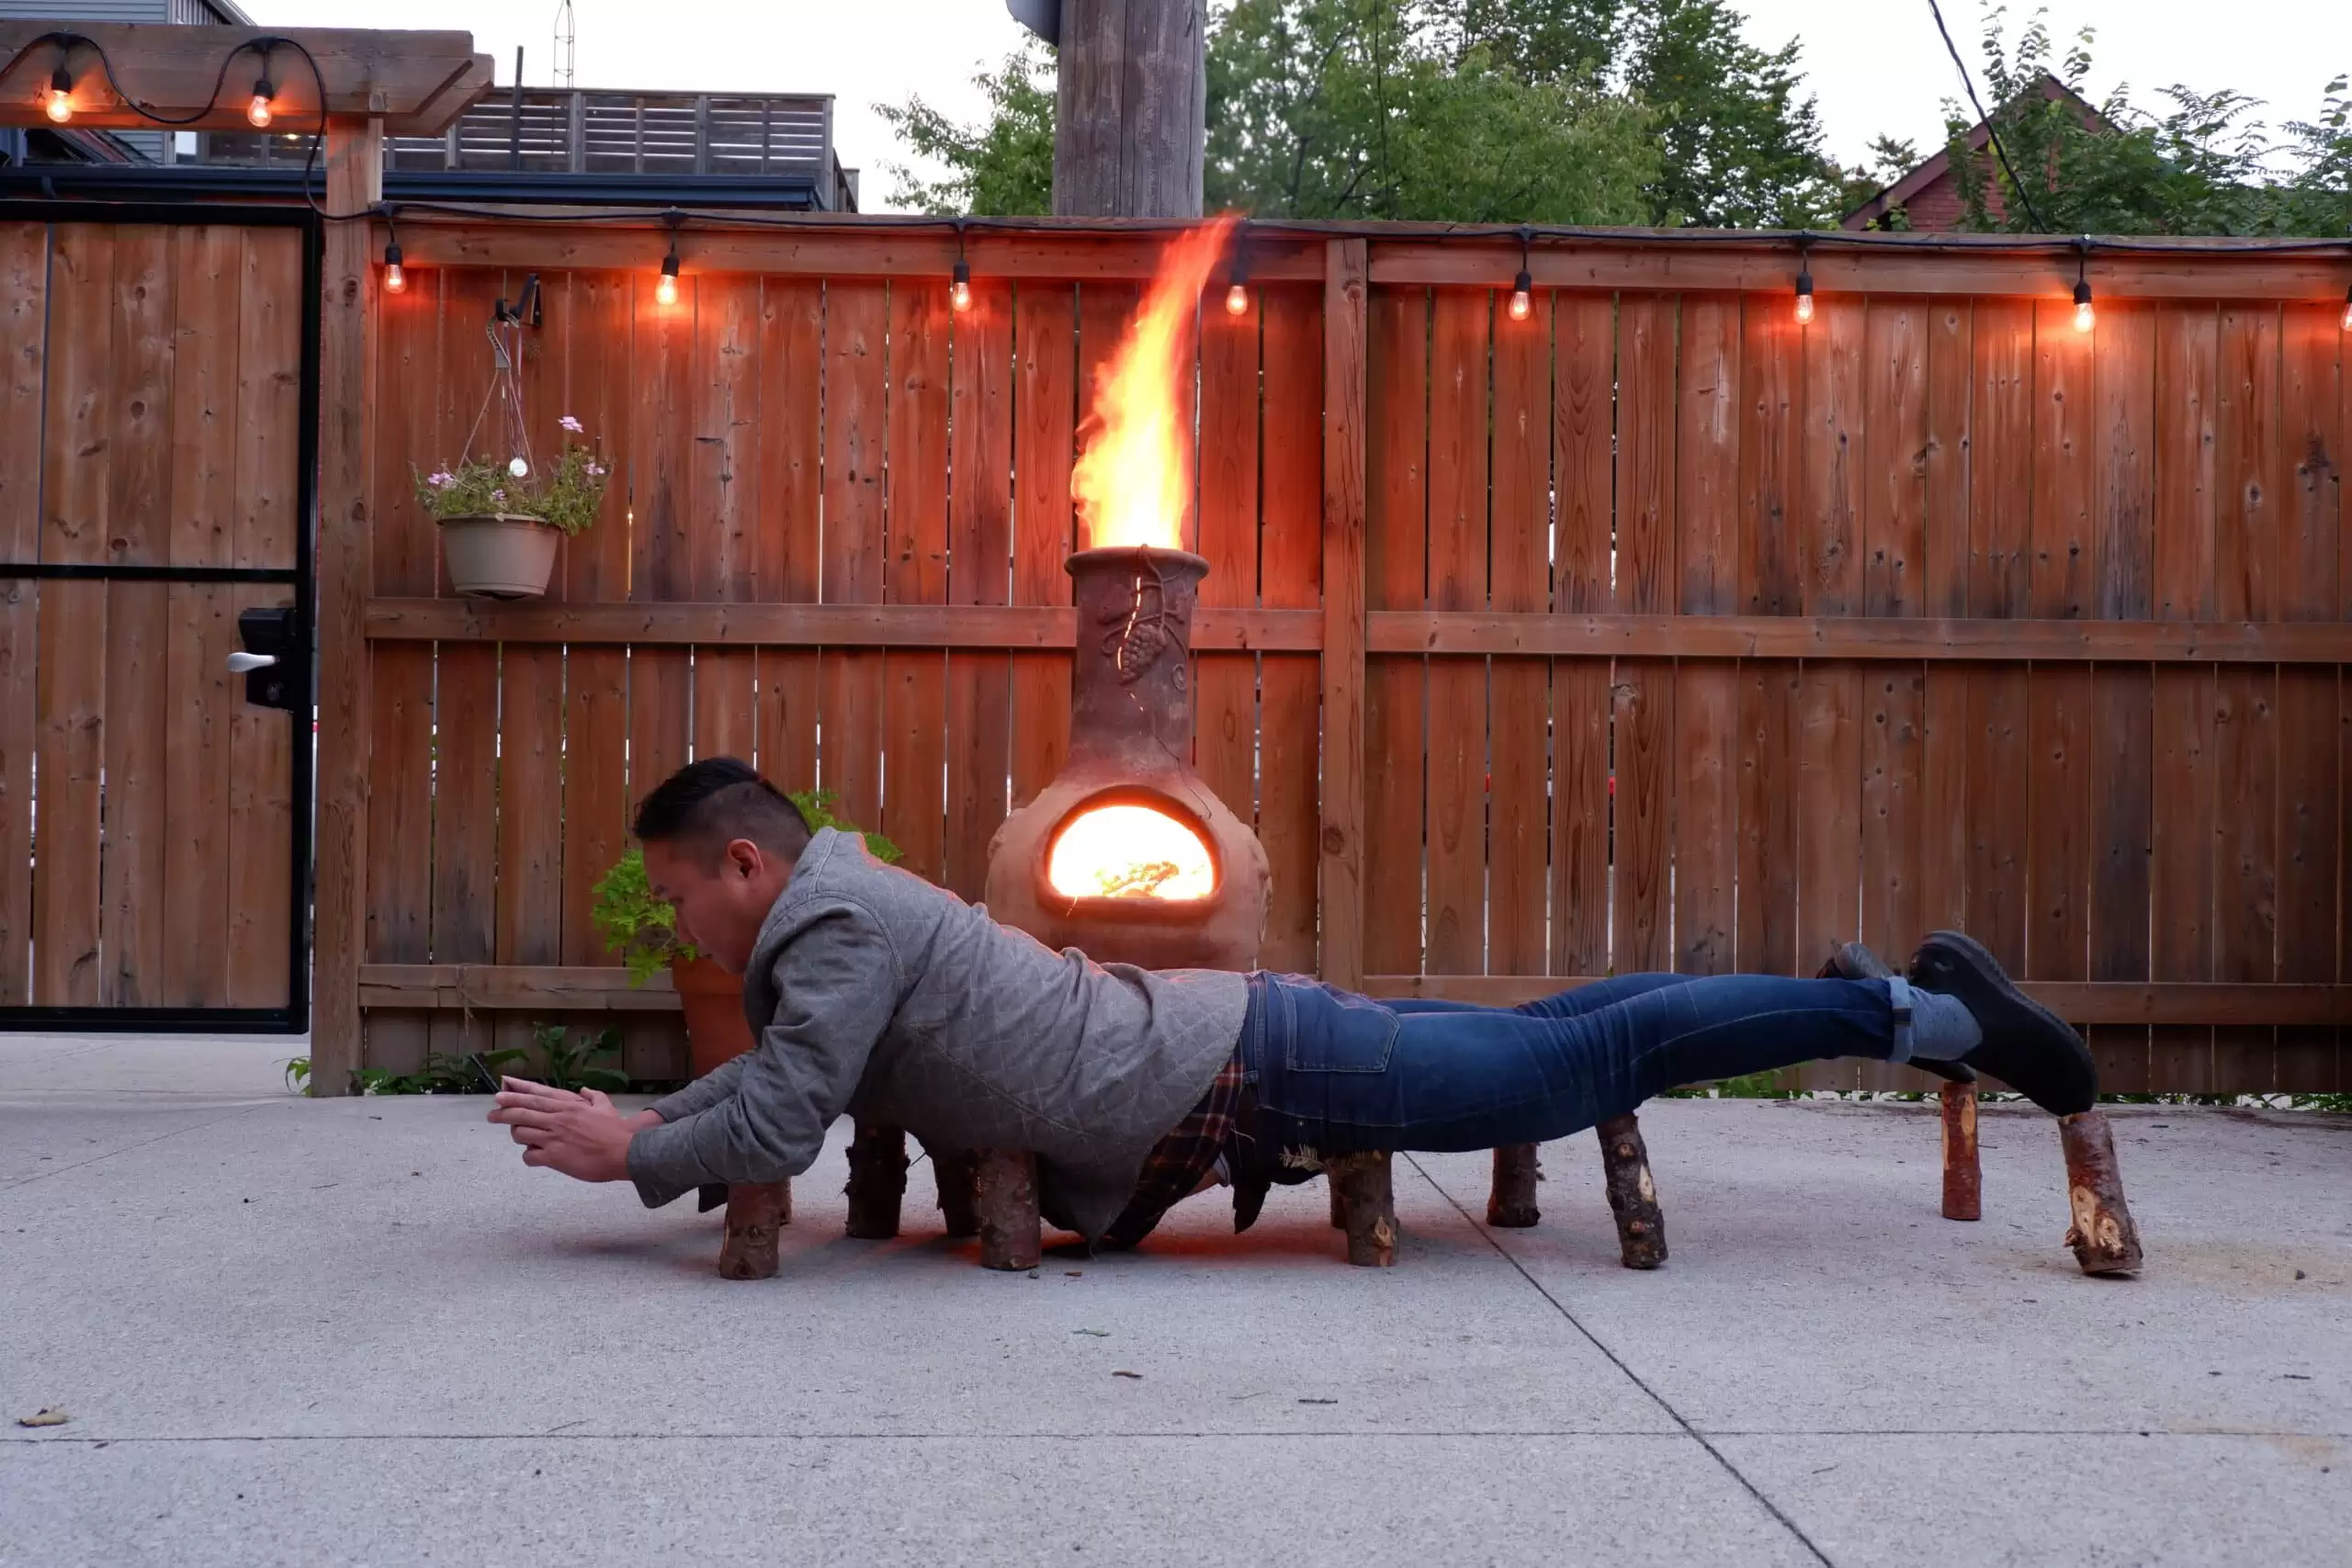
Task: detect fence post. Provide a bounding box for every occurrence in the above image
[311,114,382,1094]
[1320,237,1369,989]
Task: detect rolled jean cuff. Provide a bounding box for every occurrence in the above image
[1884,975,1916,1066]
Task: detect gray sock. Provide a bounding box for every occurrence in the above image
[1905,986,1983,1061]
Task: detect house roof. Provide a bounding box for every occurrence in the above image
[1841,72,2108,230]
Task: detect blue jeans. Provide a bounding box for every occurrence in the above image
[1239,971,1915,1154]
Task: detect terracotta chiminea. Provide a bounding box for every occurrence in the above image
[984,545,1269,971]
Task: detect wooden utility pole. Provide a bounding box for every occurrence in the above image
[1032,0,1206,218]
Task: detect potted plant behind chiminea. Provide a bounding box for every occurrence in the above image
[413,413,609,600]
[592,789,901,1079]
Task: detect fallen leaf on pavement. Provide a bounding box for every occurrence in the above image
[17,1408,70,1427]
[1112,1371,1143,1380]
[1072,1328,1111,1337]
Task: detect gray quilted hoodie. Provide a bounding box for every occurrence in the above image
[625,828,1250,1240]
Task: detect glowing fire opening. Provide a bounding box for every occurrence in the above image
[1047,804,1217,901]
[1069,214,1240,552]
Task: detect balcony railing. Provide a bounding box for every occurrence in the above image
[189,87,857,210]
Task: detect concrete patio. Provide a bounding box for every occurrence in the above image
[3,1033,2346,1567]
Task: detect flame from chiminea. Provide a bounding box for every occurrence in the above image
[1069,213,1239,551]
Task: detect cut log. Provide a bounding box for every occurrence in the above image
[975,1148,1041,1270]
[2058,1110,2143,1276]
[716,1182,789,1280]
[932,1145,982,1237]
[1939,1080,1982,1221]
[843,1120,908,1239]
[1597,1112,1667,1269]
[1326,1150,1397,1267]
[1487,1143,1543,1227]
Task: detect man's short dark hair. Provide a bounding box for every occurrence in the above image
[632,757,811,866]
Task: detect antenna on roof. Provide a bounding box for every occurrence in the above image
[552,0,577,88]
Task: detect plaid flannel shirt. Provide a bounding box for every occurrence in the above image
[1096,1048,1248,1250]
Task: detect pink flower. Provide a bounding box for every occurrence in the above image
[490,488,507,504]
[427,471,451,487]
[585,462,606,478]
[559,415,584,434]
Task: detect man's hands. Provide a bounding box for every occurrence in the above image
[488,1078,662,1183]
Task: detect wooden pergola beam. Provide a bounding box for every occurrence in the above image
[0,23,490,134]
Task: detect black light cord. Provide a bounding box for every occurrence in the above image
[3,29,357,220]
[1923,0,2052,233]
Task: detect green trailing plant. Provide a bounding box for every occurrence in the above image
[350,1049,526,1097]
[413,414,611,536]
[283,1055,311,1094]
[593,787,903,987]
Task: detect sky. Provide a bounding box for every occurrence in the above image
[254,1,2352,209]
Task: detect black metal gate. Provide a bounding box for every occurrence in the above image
[0,201,317,1032]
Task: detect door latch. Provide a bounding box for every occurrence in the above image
[230,605,307,713]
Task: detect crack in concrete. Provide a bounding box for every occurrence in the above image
[1403,1151,1838,1568]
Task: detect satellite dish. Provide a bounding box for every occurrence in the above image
[1007,0,1060,45]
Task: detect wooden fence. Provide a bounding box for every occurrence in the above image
[343,219,2350,1093]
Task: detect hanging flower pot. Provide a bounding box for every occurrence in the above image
[416,401,610,601]
[438,512,564,599]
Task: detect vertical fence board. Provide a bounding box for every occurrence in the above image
[690,271,761,777]
[1922,298,1973,616]
[1864,299,1927,617]
[42,224,113,566]
[1554,291,1614,978]
[1258,285,1323,973]
[883,281,951,884]
[2213,304,2281,1089]
[94,230,173,1003]
[1424,289,1487,976]
[754,276,822,795]
[559,274,635,981]
[1011,284,1076,811]
[224,229,300,1010]
[2088,305,2156,1088]
[1487,287,1549,976]
[1737,663,1800,976]
[1193,273,1259,852]
[2150,304,2219,1085]
[1365,286,1428,976]
[1676,296,1740,979]
[0,222,42,1003]
[100,581,166,1006]
[34,582,103,1004]
[1556,292,1613,613]
[1798,295,1863,1059]
[945,282,1015,903]
[2278,306,2343,1090]
[1742,293,1801,615]
[1616,294,1678,978]
[820,281,888,831]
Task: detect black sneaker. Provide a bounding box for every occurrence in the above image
[1905,931,2097,1115]
[1817,942,1976,1085]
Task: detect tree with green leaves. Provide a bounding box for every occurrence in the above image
[1940,9,2351,236]
[878,0,1838,227]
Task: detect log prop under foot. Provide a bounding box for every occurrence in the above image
[1597,1112,1667,1269]
[1939,1080,1982,1221]
[717,1182,790,1280]
[1326,1151,1397,1267]
[1487,1144,1543,1227]
[974,1148,1041,1270]
[2058,1110,2143,1276]
[932,1146,982,1237]
[843,1121,909,1239]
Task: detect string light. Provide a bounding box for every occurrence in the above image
[950,221,971,311]
[1795,237,1815,325]
[2073,241,2095,333]
[2340,284,2351,333]
[1225,220,1250,315]
[655,232,681,307]
[382,239,405,294]
[246,71,275,129]
[1508,227,1534,321]
[44,61,73,123]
